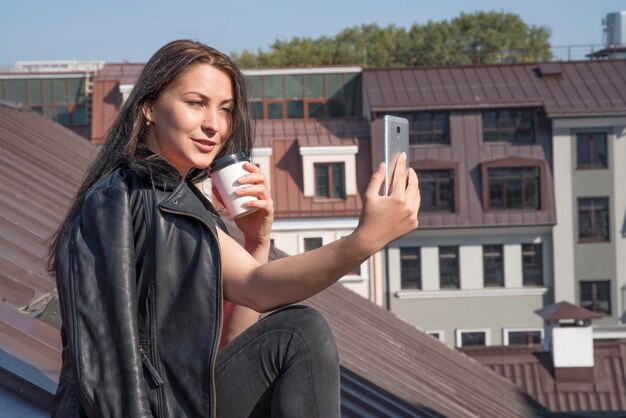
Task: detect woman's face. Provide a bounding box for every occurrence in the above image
[143,63,234,176]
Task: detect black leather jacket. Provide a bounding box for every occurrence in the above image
[53,164,225,417]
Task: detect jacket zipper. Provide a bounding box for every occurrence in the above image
[160,206,223,418]
[140,346,165,387]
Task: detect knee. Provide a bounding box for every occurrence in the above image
[272,306,338,361]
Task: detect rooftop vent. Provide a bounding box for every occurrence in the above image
[534,63,563,78]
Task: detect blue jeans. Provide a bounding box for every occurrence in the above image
[215,305,340,417]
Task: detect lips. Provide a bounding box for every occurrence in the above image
[192,138,216,152]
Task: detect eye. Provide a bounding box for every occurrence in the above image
[188,100,205,107]
[219,106,233,114]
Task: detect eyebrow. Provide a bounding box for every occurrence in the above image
[183,91,234,105]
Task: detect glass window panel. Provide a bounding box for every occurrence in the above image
[250,101,263,119]
[6,79,27,103]
[264,75,283,99]
[285,75,303,99]
[522,243,543,286]
[330,163,345,198]
[327,98,345,117]
[400,247,421,289]
[506,178,522,209]
[44,106,54,118]
[304,237,323,252]
[344,98,356,117]
[308,102,325,118]
[327,73,344,97]
[499,110,515,129]
[286,100,304,119]
[30,105,43,114]
[53,105,69,125]
[594,135,607,167]
[247,76,263,99]
[523,177,539,209]
[343,73,359,96]
[461,332,486,346]
[267,103,283,119]
[314,164,329,197]
[54,79,68,104]
[483,130,499,142]
[0,80,5,99]
[71,106,88,125]
[483,111,497,129]
[439,246,459,288]
[28,79,42,105]
[43,80,53,104]
[580,281,611,314]
[68,78,85,104]
[517,128,533,142]
[489,179,503,209]
[483,245,504,286]
[305,74,324,98]
[508,331,541,345]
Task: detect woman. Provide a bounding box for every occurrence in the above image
[48,39,420,418]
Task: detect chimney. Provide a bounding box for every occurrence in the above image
[535,301,603,383]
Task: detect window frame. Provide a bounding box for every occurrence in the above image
[313,162,346,201]
[483,244,504,287]
[482,108,535,143]
[400,246,421,290]
[503,328,543,346]
[418,169,455,213]
[577,197,610,243]
[439,246,460,289]
[456,329,490,348]
[403,111,450,145]
[481,157,545,212]
[522,243,544,287]
[576,132,608,170]
[579,280,611,315]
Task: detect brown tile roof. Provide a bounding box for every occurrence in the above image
[363,60,626,117]
[462,342,626,413]
[535,301,604,321]
[253,118,366,148]
[0,105,542,416]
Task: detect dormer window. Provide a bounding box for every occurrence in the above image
[483,109,534,143]
[314,162,345,199]
[300,145,358,199]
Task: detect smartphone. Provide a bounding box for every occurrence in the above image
[383,115,410,195]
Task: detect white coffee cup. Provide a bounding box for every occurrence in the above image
[209,152,259,219]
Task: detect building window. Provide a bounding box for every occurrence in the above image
[427,331,444,342]
[439,246,459,289]
[419,169,454,212]
[580,280,611,314]
[483,109,534,143]
[578,197,609,242]
[400,247,421,289]
[487,167,540,210]
[577,132,608,169]
[247,72,360,119]
[483,245,504,287]
[457,330,488,347]
[522,244,543,287]
[506,330,542,345]
[304,237,323,252]
[405,112,450,144]
[314,163,345,199]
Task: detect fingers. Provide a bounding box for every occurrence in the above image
[406,168,420,209]
[365,163,386,197]
[389,153,407,196]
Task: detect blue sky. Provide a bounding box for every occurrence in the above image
[1,0,624,66]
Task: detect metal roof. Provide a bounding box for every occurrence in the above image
[363,60,626,116]
[463,342,626,413]
[253,118,365,148]
[535,301,604,321]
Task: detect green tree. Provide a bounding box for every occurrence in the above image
[230,11,552,68]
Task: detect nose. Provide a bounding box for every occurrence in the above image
[201,107,222,135]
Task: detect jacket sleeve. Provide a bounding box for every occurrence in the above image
[57,184,152,418]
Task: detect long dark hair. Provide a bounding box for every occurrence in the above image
[47,39,252,272]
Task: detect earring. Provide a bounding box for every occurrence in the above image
[146,120,151,126]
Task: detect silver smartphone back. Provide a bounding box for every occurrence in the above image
[383,115,410,195]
